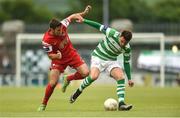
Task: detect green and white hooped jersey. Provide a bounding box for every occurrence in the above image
[92,26,131,63]
[83,19,132,80]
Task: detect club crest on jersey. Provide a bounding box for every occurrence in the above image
[113,31,119,38]
[59,38,68,49]
[109,37,121,50]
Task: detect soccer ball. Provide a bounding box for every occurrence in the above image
[104,98,118,111]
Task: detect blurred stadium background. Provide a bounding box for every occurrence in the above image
[0,0,180,117]
[0,0,180,87]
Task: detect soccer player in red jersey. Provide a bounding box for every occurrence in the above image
[37,6,91,111]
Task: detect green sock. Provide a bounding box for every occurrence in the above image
[117,79,125,103]
[79,76,94,92]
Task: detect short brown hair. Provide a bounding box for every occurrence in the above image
[121,30,132,42]
[49,18,61,29]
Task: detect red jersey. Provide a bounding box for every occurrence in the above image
[42,18,78,64]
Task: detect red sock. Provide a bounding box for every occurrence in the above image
[42,83,55,105]
[67,72,83,81]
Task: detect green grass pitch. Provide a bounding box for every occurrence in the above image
[0,85,180,117]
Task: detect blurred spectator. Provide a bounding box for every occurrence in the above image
[2,55,12,74]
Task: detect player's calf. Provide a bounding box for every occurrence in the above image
[61,75,70,93]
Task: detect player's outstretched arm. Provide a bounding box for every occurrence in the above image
[83,19,103,31]
[83,19,118,37]
[83,18,121,39]
[67,14,83,23]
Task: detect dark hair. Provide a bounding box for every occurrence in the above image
[121,30,132,42]
[49,18,61,29]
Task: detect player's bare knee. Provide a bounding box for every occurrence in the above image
[49,77,59,87]
[49,81,57,87]
[91,75,98,81]
[81,69,89,77]
[113,74,124,81]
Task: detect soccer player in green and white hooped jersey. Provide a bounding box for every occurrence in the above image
[69,18,134,111]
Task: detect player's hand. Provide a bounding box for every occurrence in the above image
[84,5,92,15]
[128,80,134,87]
[57,50,62,59]
[79,5,92,17]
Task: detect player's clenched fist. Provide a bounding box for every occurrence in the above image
[57,50,62,59]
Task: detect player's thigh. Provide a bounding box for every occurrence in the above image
[76,63,89,77]
[49,69,61,85]
[90,67,100,80]
[110,67,124,81]
[70,53,89,77]
[50,61,67,73]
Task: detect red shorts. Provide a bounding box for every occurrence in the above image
[50,53,85,73]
